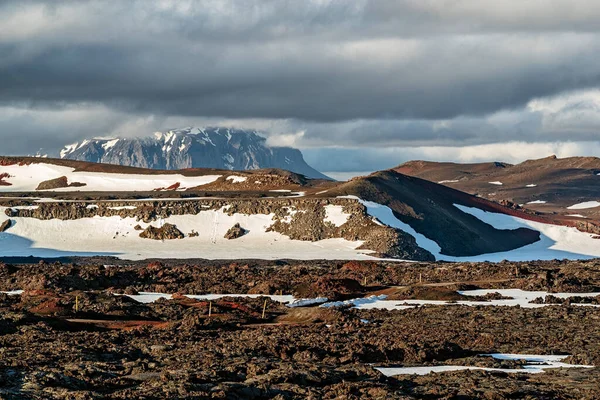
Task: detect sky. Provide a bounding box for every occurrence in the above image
[3,0,600,175]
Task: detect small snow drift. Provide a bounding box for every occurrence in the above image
[488,181,503,185]
[226,175,247,183]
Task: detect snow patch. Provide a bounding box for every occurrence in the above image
[323,205,351,227]
[567,201,600,210]
[321,289,600,311]
[452,204,600,261]
[527,200,547,204]
[376,354,592,377]
[488,181,503,185]
[438,180,459,184]
[226,175,247,183]
[101,139,120,151]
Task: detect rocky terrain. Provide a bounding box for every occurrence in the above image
[1,258,600,399]
[2,157,600,261]
[57,127,330,180]
[396,155,600,223]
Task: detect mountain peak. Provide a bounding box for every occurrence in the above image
[58,127,330,179]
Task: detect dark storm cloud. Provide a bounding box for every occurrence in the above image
[3,0,600,157]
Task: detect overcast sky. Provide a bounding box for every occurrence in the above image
[3,0,600,174]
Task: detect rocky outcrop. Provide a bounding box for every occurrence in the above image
[7,197,435,261]
[35,176,86,191]
[139,223,184,240]
[0,173,11,186]
[224,223,247,240]
[0,220,11,232]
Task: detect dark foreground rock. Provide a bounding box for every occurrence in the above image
[1,286,600,399]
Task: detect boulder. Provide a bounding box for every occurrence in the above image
[0,219,12,232]
[36,176,86,191]
[139,223,184,240]
[224,223,247,240]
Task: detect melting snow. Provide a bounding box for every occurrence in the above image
[567,201,600,210]
[117,291,326,307]
[376,354,593,377]
[488,181,503,185]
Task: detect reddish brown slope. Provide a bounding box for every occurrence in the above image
[395,155,600,225]
[330,170,541,257]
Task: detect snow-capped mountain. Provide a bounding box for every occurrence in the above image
[58,127,329,179]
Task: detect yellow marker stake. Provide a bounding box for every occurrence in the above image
[75,296,79,312]
[208,302,212,317]
[262,299,267,319]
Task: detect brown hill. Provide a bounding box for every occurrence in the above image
[331,170,540,257]
[395,155,600,221]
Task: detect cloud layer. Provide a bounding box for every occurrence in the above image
[2,0,600,171]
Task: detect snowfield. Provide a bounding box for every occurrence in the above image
[567,201,600,210]
[0,206,373,260]
[451,204,600,261]
[0,163,221,191]
[2,191,600,261]
[339,196,600,261]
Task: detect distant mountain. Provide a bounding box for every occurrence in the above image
[58,127,330,180]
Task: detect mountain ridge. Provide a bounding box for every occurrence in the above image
[58,127,330,180]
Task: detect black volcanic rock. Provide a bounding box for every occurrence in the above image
[59,127,330,179]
